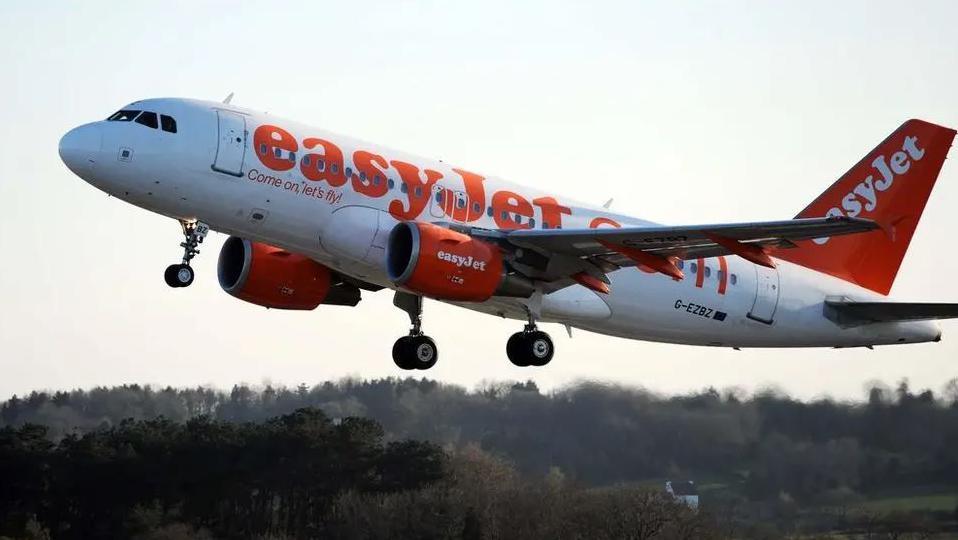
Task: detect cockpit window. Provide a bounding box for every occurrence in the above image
[160,114,177,133]
[135,111,159,129]
[107,110,141,122]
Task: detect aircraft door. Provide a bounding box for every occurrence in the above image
[212,110,247,176]
[748,265,780,324]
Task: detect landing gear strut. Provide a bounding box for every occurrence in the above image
[164,220,209,288]
[392,292,438,370]
[507,309,554,367]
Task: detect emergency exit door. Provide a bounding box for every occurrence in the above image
[748,265,780,324]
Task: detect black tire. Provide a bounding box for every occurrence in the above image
[392,336,416,370]
[507,332,530,367]
[526,331,554,366]
[408,335,438,370]
[164,265,180,288]
[164,264,193,288]
[507,331,554,367]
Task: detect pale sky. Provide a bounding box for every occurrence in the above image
[2,1,957,401]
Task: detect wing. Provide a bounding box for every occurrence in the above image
[468,216,879,291]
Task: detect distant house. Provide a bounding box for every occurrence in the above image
[665,481,699,511]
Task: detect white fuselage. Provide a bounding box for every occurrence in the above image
[59,98,942,348]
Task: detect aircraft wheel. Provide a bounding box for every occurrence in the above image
[393,335,438,370]
[165,264,194,288]
[527,331,554,367]
[507,331,554,367]
[409,335,438,370]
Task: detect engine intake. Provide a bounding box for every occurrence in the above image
[386,222,533,301]
[218,237,359,309]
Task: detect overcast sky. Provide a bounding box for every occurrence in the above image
[1,1,957,400]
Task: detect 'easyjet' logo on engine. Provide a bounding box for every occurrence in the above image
[814,135,925,244]
[437,251,488,271]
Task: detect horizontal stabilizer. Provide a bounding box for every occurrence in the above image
[825,299,958,327]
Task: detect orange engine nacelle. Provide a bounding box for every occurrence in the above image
[217,237,350,310]
[386,222,533,302]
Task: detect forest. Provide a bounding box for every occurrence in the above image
[2,377,958,538]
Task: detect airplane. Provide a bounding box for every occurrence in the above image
[58,97,958,370]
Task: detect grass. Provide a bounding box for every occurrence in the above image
[858,492,958,513]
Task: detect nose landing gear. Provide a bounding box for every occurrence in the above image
[392,292,439,370]
[164,220,209,288]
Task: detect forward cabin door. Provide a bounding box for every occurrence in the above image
[212,110,247,176]
[748,265,780,324]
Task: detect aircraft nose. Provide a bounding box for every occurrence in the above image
[59,124,102,178]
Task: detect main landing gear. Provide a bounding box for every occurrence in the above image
[506,311,554,367]
[392,292,439,371]
[164,220,209,288]
[390,293,554,370]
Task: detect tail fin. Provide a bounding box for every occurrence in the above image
[776,119,955,295]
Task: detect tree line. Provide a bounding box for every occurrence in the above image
[1,408,713,539]
[3,376,958,537]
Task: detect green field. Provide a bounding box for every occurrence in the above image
[859,492,958,513]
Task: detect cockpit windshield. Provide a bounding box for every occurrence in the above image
[106,108,178,133]
[107,110,141,122]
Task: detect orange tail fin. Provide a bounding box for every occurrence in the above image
[776,119,955,295]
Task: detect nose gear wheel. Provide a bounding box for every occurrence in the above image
[164,220,209,288]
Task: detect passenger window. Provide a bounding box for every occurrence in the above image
[302,155,311,167]
[401,183,408,194]
[690,262,698,274]
[345,167,352,178]
[388,179,395,189]
[374,174,382,186]
[160,115,177,133]
[543,222,551,229]
[259,143,267,155]
[435,191,443,203]
[107,110,141,122]
[472,201,481,213]
[360,171,367,182]
[135,111,159,129]
[415,186,423,197]
[704,266,711,278]
[529,218,536,228]
[487,207,493,217]
[331,164,339,174]
[730,274,738,286]
[677,260,684,270]
[457,197,466,209]
[317,159,325,171]
[289,152,296,162]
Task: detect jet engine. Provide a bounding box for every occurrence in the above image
[385,222,534,301]
[217,237,360,309]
